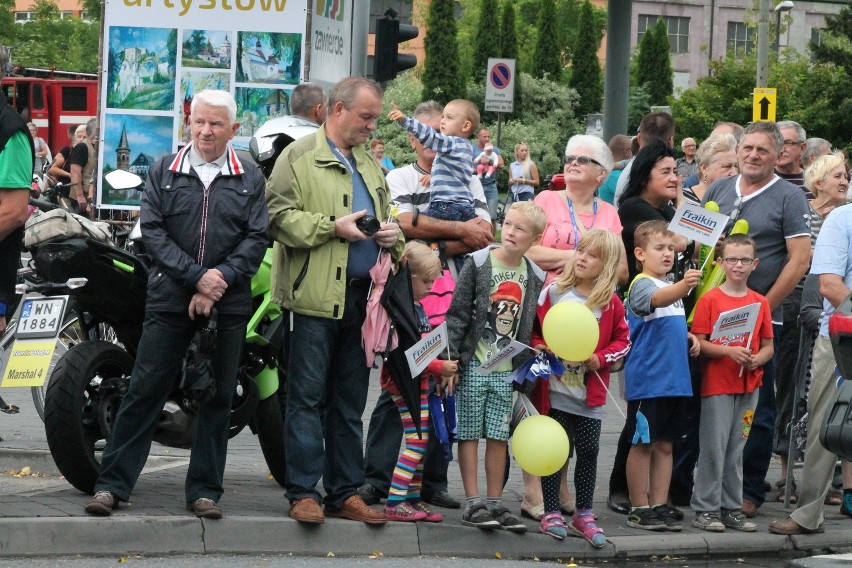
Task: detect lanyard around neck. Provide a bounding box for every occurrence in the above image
[566,195,597,250]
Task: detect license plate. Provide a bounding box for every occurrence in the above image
[17,297,68,339]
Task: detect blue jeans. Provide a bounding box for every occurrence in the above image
[363,387,449,495]
[741,324,781,506]
[95,311,247,503]
[425,200,476,222]
[285,287,370,506]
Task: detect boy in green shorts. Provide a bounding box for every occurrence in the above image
[445,201,547,531]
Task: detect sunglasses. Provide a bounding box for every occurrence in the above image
[564,155,602,167]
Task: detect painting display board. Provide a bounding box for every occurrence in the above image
[97,0,310,209]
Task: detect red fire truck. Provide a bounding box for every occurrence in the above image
[1,68,98,151]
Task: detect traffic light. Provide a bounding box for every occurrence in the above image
[373,11,418,83]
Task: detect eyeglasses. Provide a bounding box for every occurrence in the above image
[783,140,805,147]
[722,257,755,266]
[564,155,602,167]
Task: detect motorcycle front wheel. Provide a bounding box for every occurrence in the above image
[44,340,133,494]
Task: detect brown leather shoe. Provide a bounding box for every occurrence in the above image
[85,491,119,516]
[769,516,825,535]
[742,499,758,518]
[186,498,223,519]
[289,498,325,524]
[326,495,387,524]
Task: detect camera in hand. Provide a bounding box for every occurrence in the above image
[355,215,381,237]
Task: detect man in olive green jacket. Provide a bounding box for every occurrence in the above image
[266,76,403,526]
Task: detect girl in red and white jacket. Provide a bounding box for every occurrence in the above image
[532,229,631,545]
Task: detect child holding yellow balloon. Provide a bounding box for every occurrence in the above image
[531,229,631,544]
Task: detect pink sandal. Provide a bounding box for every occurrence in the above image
[568,509,607,548]
[413,501,443,522]
[540,512,567,540]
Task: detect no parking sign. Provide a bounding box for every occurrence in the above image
[485,58,516,113]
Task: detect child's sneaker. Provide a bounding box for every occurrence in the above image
[692,511,725,532]
[720,508,757,532]
[568,509,607,548]
[540,512,567,540]
[841,493,852,517]
[652,504,683,531]
[491,506,528,533]
[413,501,443,522]
[384,501,427,522]
[461,502,500,529]
[626,507,666,531]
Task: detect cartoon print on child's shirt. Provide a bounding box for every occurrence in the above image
[483,281,522,359]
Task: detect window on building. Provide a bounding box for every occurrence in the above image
[59,11,73,18]
[81,10,90,19]
[811,28,825,48]
[15,11,33,22]
[637,14,690,54]
[726,22,754,57]
[368,0,415,34]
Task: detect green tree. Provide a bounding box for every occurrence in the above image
[811,4,852,71]
[0,0,14,45]
[532,0,560,81]
[190,30,206,56]
[634,17,673,106]
[498,0,517,61]
[568,1,602,118]
[421,0,464,104]
[472,0,499,79]
[9,0,98,72]
[671,54,852,151]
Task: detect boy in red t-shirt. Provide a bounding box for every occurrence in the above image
[689,234,774,533]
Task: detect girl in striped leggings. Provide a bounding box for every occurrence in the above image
[382,241,459,522]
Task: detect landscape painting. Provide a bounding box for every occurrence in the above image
[235,31,301,85]
[106,26,178,111]
[181,29,233,69]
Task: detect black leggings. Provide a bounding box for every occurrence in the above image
[542,408,601,512]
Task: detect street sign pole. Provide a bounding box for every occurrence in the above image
[485,58,515,150]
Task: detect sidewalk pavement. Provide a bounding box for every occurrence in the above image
[0,377,850,561]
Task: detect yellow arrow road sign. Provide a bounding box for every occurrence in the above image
[753,88,777,123]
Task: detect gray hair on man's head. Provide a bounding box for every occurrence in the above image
[290,83,327,119]
[328,76,382,111]
[803,137,832,165]
[191,90,237,123]
[776,120,806,143]
[742,121,784,153]
[85,117,98,138]
[565,134,613,173]
[413,100,443,122]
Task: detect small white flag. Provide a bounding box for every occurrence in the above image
[405,322,448,377]
[669,203,729,247]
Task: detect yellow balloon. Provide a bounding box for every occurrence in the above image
[512,415,570,476]
[541,301,600,362]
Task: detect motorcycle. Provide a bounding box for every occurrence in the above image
[41,159,296,493]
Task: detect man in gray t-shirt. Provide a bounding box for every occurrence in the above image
[700,122,811,519]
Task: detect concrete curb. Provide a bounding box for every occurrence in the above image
[0,515,850,559]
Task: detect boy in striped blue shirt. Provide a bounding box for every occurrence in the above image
[389,100,479,222]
